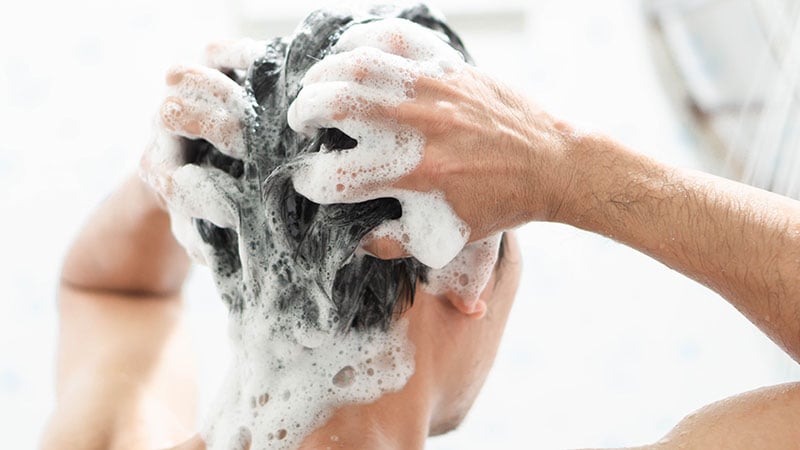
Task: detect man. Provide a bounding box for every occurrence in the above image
[287,16,800,449]
[42,12,800,450]
[40,7,522,449]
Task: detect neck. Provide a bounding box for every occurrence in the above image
[298,354,435,450]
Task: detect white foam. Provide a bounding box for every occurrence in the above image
[289,16,504,308]
[201,302,414,450]
[159,26,421,448]
[288,18,470,269]
[142,63,253,262]
[365,190,470,269]
[424,235,502,311]
[144,10,502,450]
[161,64,254,157]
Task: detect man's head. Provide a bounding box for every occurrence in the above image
[189,3,475,333]
[174,3,520,445]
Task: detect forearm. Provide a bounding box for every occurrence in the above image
[61,175,190,296]
[555,134,800,362]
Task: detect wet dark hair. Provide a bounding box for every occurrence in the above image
[184,4,477,333]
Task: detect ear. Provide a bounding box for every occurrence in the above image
[444,293,487,319]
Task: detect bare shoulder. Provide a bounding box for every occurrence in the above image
[649,382,800,450]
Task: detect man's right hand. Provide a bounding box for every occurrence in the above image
[288,18,800,366]
[287,19,582,261]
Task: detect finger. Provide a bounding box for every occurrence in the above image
[170,211,210,266]
[287,81,358,136]
[288,81,403,136]
[165,64,253,157]
[334,18,463,66]
[290,120,423,205]
[167,164,240,230]
[287,81,424,206]
[205,39,267,70]
[366,193,469,270]
[160,96,245,157]
[360,234,410,260]
[166,64,241,96]
[140,123,184,203]
[302,47,417,90]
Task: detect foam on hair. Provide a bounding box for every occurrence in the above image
[160,4,475,449]
[286,17,471,269]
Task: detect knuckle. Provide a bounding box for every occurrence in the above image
[421,102,456,136]
[421,157,446,180]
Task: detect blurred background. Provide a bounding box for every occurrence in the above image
[1,0,799,448]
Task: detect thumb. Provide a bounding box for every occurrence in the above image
[360,234,410,260]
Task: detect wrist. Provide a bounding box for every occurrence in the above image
[546,131,629,228]
[527,124,600,225]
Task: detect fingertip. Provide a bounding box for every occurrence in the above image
[286,95,304,134]
[159,98,184,130]
[300,59,325,86]
[166,64,191,86]
[288,82,349,136]
[361,236,409,260]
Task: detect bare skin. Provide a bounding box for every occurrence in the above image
[42,176,198,450]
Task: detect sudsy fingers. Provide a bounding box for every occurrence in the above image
[160,96,245,157]
[359,190,469,270]
[334,18,464,68]
[168,164,241,230]
[287,19,474,269]
[302,47,417,92]
[289,118,424,205]
[140,124,184,205]
[287,81,405,136]
[164,64,253,157]
[140,130,240,231]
